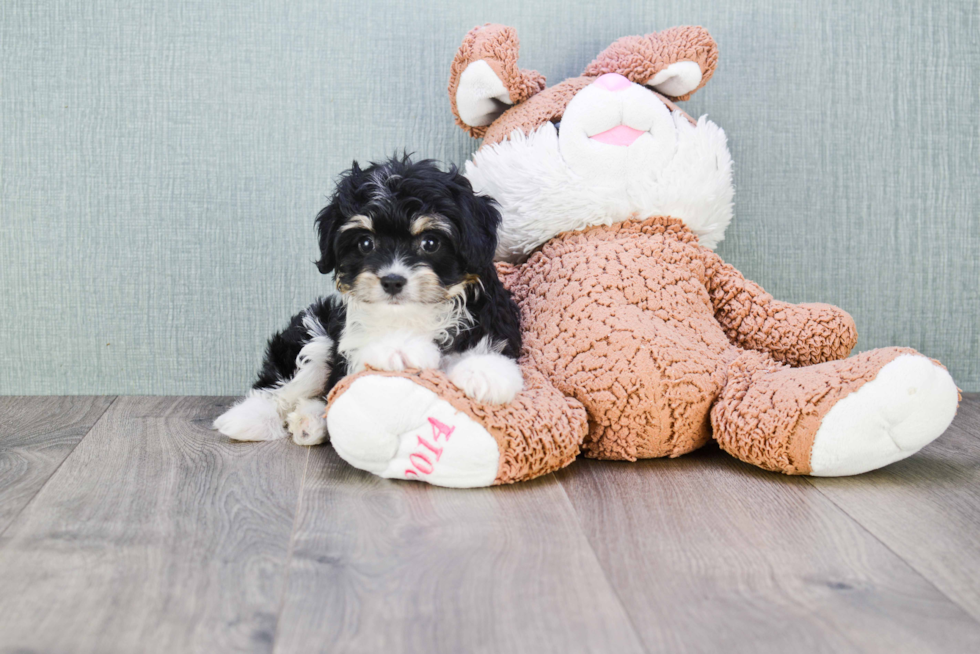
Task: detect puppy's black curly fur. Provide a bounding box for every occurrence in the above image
[253,155,522,396]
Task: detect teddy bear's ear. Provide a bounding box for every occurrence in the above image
[448,24,547,138]
[583,26,718,101]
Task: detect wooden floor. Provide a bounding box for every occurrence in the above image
[1,396,979,653]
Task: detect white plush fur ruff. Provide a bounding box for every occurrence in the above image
[465,111,733,262]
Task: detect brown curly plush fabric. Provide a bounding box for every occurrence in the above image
[325,216,945,481]
[711,347,920,474]
[326,362,588,485]
[481,77,592,147]
[323,24,956,485]
[448,24,547,139]
[705,257,858,367]
[583,26,719,101]
[498,216,859,462]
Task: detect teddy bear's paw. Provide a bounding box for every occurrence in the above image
[286,398,328,446]
[327,375,500,488]
[810,355,958,476]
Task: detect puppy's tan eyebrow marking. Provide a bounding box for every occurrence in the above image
[339,214,373,232]
[410,214,452,235]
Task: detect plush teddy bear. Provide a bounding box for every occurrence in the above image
[322,24,960,487]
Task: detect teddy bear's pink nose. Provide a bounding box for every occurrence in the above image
[593,73,632,92]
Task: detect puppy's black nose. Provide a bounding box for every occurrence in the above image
[380,274,407,296]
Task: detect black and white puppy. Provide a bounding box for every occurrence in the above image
[214,157,524,445]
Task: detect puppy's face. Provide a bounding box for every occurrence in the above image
[315,158,499,306]
[335,211,465,305]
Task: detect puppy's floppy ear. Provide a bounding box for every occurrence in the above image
[448,168,501,270]
[448,24,547,139]
[314,200,343,274]
[315,160,366,274]
[583,26,718,101]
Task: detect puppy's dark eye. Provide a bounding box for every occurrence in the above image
[419,235,440,254]
[357,235,375,254]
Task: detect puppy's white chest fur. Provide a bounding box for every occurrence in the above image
[338,299,524,405]
[339,300,461,374]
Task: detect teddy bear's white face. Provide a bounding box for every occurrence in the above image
[464,74,734,263]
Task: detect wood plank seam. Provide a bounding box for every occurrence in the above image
[805,474,980,631]
[554,473,652,654]
[556,445,980,652]
[272,445,313,652]
[0,395,118,541]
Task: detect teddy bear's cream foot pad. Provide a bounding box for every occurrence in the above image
[810,355,958,476]
[327,375,500,488]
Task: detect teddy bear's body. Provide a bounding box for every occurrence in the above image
[507,218,737,461]
[320,24,959,487]
[502,214,858,467]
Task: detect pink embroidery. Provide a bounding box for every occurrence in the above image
[403,417,457,478]
[409,452,434,474]
[428,417,455,441]
[417,435,443,460]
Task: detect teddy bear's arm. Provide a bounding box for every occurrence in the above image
[704,254,858,367]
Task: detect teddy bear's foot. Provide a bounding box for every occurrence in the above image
[713,348,959,476]
[327,375,501,488]
[809,354,958,476]
[711,347,959,477]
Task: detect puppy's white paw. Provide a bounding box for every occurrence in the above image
[214,391,288,441]
[286,398,328,446]
[447,353,523,405]
[357,332,441,372]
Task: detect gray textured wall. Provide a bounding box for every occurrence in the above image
[1,0,978,394]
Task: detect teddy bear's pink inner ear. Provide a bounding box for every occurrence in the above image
[455,60,515,128]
